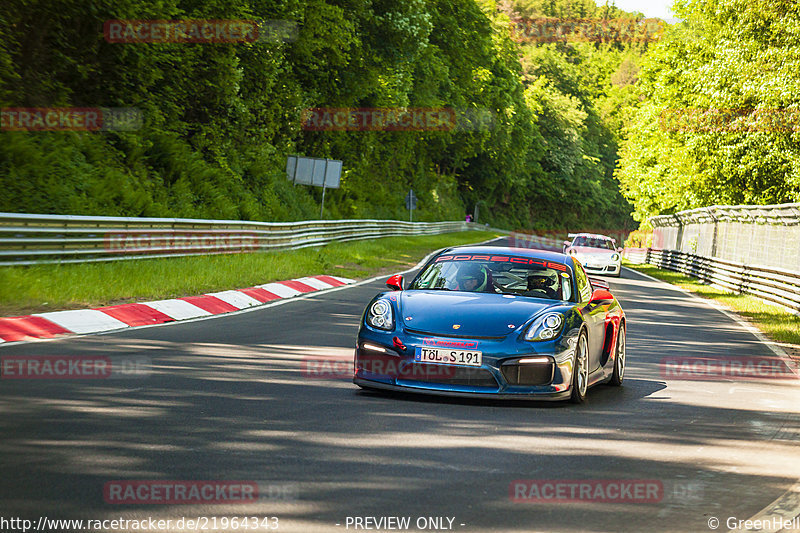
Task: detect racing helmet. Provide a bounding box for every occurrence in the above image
[528,272,553,292]
[456,263,488,292]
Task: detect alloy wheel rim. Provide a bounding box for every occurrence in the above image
[618,328,626,380]
[578,335,588,396]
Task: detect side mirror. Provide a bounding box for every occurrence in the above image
[588,277,609,290]
[617,247,624,253]
[589,289,614,304]
[386,274,404,291]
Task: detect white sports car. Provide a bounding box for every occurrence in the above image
[562,233,622,277]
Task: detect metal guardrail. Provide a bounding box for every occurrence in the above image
[622,247,648,264]
[645,202,800,313]
[0,213,470,266]
[639,248,800,313]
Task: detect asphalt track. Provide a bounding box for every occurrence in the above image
[1,238,799,533]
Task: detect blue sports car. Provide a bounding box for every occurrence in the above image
[353,246,626,402]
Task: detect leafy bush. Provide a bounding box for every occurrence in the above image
[0,0,638,230]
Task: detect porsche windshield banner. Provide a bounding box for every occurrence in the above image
[434,254,568,272]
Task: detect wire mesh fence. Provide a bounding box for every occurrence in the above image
[650,203,800,273]
[646,203,800,312]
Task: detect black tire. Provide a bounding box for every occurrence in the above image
[570,330,589,404]
[610,323,625,386]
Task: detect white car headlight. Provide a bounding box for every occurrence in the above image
[524,312,565,342]
[366,299,394,331]
[611,253,620,261]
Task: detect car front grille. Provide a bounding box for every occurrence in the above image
[405,365,499,388]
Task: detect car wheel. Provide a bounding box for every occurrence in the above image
[570,330,589,404]
[610,323,625,386]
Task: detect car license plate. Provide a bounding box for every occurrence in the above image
[414,347,482,367]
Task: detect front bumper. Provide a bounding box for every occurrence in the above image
[580,260,621,276]
[354,377,572,401]
[354,328,578,400]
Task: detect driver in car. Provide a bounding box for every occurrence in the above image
[527,272,558,299]
[455,263,491,292]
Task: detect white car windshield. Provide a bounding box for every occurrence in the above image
[573,236,615,250]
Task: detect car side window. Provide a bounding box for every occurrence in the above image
[574,263,592,302]
[560,273,573,301]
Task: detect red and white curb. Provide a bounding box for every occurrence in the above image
[0,275,354,343]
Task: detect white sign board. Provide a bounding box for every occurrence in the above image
[286,156,342,189]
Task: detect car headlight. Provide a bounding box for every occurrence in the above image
[523,312,565,342]
[568,249,577,256]
[611,253,620,261]
[366,299,394,331]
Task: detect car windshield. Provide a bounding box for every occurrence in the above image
[573,236,615,250]
[410,254,573,301]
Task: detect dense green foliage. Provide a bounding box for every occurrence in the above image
[0,0,640,229]
[617,0,800,221]
[509,0,644,229]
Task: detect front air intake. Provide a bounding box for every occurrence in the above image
[501,361,554,386]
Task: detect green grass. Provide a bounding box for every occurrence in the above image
[624,261,800,346]
[0,230,500,316]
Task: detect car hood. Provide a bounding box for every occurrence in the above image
[399,290,558,338]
